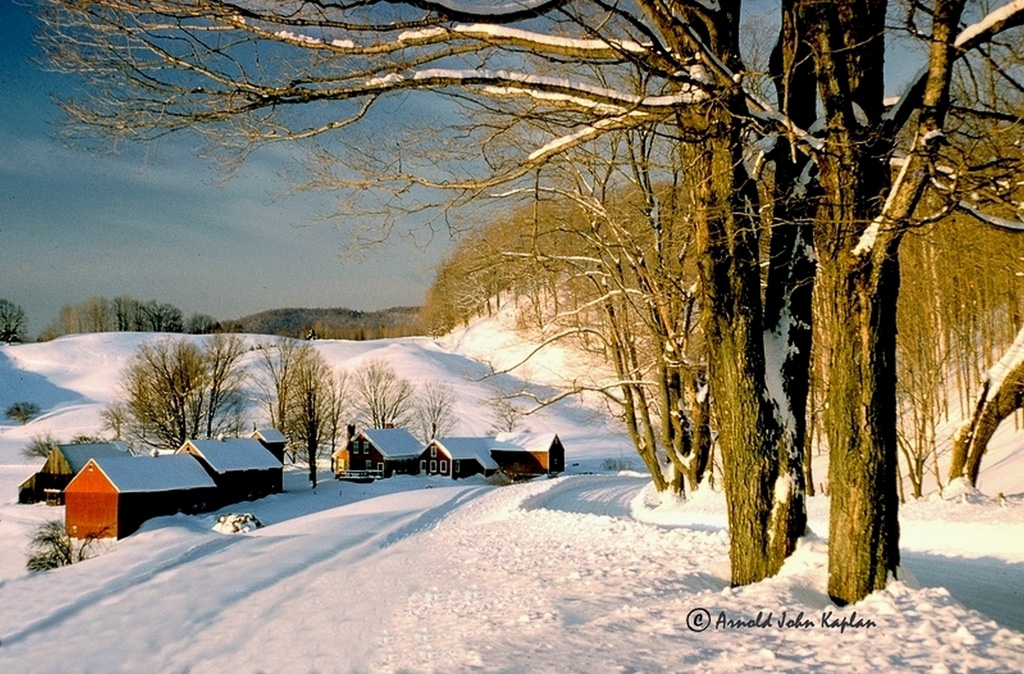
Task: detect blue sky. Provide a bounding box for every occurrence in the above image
[0,3,448,337]
[0,2,929,338]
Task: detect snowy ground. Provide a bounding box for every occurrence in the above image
[1,331,1024,672]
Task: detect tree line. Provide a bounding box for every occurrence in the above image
[38,296,220,340]
[28,297,426,342]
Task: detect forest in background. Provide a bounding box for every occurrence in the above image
[421,196,1024,502]
[28,297,424,342]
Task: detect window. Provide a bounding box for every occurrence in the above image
[419,460,426,473]
[430,460,437,473]
[365,459,373,470]
[440,460,448,474]
[454,460,460,474]
[430,446,437,458]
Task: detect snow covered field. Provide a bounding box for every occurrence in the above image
[2,329,1024,672]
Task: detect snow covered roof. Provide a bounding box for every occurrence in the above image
[180,439,282,473]
[57,442,132,474]
[251,428,287,445]
[491,432,560,453]
[432,437,499,470]
[81,455,217,493]
[361,428,424,459]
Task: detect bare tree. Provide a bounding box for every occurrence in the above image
[287,345,337,488]
[6,401,41,425]
[254,338,304,434]
[325,369,352,458]
[353,359,415,429]
[26,520,99,572]
[36,0,1024,605]
[254,340,350,483]
[0,299,27,343]
[113,336,247,451]
[100,401,131,444]
[22,433,60,460]
[413,381,458,442]
[202,334,248,438]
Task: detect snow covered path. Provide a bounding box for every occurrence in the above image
[373,476,1024,673]
[0,484,489,672]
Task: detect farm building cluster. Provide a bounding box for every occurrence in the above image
[16,426,564,540]
[331,426,565,481]
[18,429,288,539]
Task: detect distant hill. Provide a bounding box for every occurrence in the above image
[223,306,423,340]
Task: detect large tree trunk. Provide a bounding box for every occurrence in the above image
[689,97,799,584]
[823,246,903,604]
[761,0,819,560]
[948,322,1024,486]
[809,0,966,605]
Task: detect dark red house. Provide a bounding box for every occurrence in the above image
[332,427,422,479]
[18,441,131,505]
[419,437,499,479]
[65,454,218,539]
[177,438,283,503]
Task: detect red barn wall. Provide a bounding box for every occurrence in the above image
[65,464,120,539]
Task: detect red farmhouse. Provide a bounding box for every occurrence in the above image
[332,427,422,479]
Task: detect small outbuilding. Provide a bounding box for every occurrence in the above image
[251,428,288,463]
[490,432,565,477]
[65,454,218,539]
[178,438,283,503]
[419,437,499,479]
[18,441,131,505]
[333,427,422,479]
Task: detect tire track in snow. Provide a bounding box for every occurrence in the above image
[519,473,644,519]
[0,532,244,649]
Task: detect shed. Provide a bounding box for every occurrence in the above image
[333,427,422,479]
[251,428,288,463]
[18,442,131,505]
[65,455,218,539]
[490,432,565,477]
[420,437,499,479]
[178,438,283,503]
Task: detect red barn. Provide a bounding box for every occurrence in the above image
[419,437,499,479]
[332,427,422,479]
[65,455,218,539]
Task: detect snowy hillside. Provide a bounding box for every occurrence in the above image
[1,331,1024,672]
